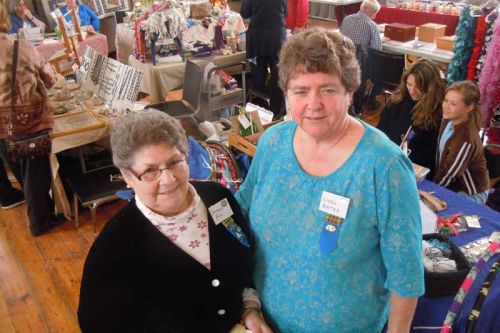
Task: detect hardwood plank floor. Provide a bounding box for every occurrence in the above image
[0,197,127,333]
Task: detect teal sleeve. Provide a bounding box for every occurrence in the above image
[376,154,425,298]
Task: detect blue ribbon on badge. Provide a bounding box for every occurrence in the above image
[319,223,340,255]
[222,217,250,248]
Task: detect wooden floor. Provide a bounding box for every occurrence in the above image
[0,198,127,333]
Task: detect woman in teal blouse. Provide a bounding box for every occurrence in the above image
[236,29,424,333]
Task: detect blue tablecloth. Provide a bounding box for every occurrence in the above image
[411,180,500,333]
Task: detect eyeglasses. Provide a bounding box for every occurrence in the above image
[128,157,187,182]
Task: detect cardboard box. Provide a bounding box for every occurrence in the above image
[436,35,455,51]
[418,23,446,43]
[385,23,417,42]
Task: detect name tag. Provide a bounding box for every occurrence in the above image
[209,198,234,225]
[319,191,350,219]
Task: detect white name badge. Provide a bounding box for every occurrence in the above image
[319,191,350,219]
[209,198,234,225]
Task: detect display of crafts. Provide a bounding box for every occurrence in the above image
[49,78,107,116]
[130,0,245,63]
[387,0,464,15]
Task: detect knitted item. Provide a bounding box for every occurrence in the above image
[466,16,487,81]
[447,6,477,84]
[474,13,497,82]
[478,14,500,129]
[440,241,500,333]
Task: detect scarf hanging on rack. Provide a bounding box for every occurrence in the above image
[447,6,477,84]
[474,12,498,82]
[478,13,500,132]
[466,16,487,81]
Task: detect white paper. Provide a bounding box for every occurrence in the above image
[319,191,350,219]
[208,199,234,225]
[420,200,438,235]
[245,102,274,125]
[238,114,251,129]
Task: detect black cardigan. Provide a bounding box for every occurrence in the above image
[377,95,440,178]
[78,181,255,333]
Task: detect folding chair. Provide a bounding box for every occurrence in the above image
[145,59,204,118]
[363,48,405,106]
[48,10,83,76]
[65,165,127,235]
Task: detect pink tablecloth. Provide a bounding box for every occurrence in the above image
[36,33,108,62]
[374,6,459,36]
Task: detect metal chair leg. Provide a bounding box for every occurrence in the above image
[90,202,98,237]
[73,194,79,228]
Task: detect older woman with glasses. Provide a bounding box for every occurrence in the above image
[77,109,272,333]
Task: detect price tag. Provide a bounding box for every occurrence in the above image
[238,114,251,129]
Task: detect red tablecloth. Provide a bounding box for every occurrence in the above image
[374,6,459,35]
[36,33,108,62]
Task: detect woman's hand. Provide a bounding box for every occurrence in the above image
[242,310,274,333]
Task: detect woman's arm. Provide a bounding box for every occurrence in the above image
[387,293,418,333]
[240,0,253,19]
[25,9,46,31]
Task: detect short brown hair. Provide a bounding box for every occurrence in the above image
[0,0,10,33]
[389,58,445,130]
[278,28,360,93]
[110,109,188,170]
[445,81,481,129]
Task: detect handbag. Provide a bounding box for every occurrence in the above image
[6,40,51,162]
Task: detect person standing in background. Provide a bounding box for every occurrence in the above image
[241,0,287,118]
[285,0,308,33]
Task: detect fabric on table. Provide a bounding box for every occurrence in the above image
[35,33,108,62]
[236,121,424,332]
[447,6,477,84]
[466,16,487,81]
[374,6,459,35]
[411,180,500,332]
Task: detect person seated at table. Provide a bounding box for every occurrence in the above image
[61,0,99,32]
[78,109,272,333]
[377,58,445,178]
[340,0,381,113]
[434,81,490,204]
[8,0,45,34]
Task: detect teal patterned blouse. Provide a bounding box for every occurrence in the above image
[236,121,424,333]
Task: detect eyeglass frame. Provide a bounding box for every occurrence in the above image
[127,155,188,182]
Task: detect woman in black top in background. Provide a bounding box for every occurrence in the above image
[377,59,444,178]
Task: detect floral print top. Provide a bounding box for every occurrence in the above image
[236,121,424,332]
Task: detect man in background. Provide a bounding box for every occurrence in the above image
[340,0,381,114]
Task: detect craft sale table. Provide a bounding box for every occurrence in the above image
[411,180,500,332]
[374,6,459,36]
[35,32,109,62]
[128,51,247,103]
[50,108,112,218]
[382,38,454,63]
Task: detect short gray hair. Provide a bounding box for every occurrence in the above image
[110,109,188,169]
[361,0,380,15]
